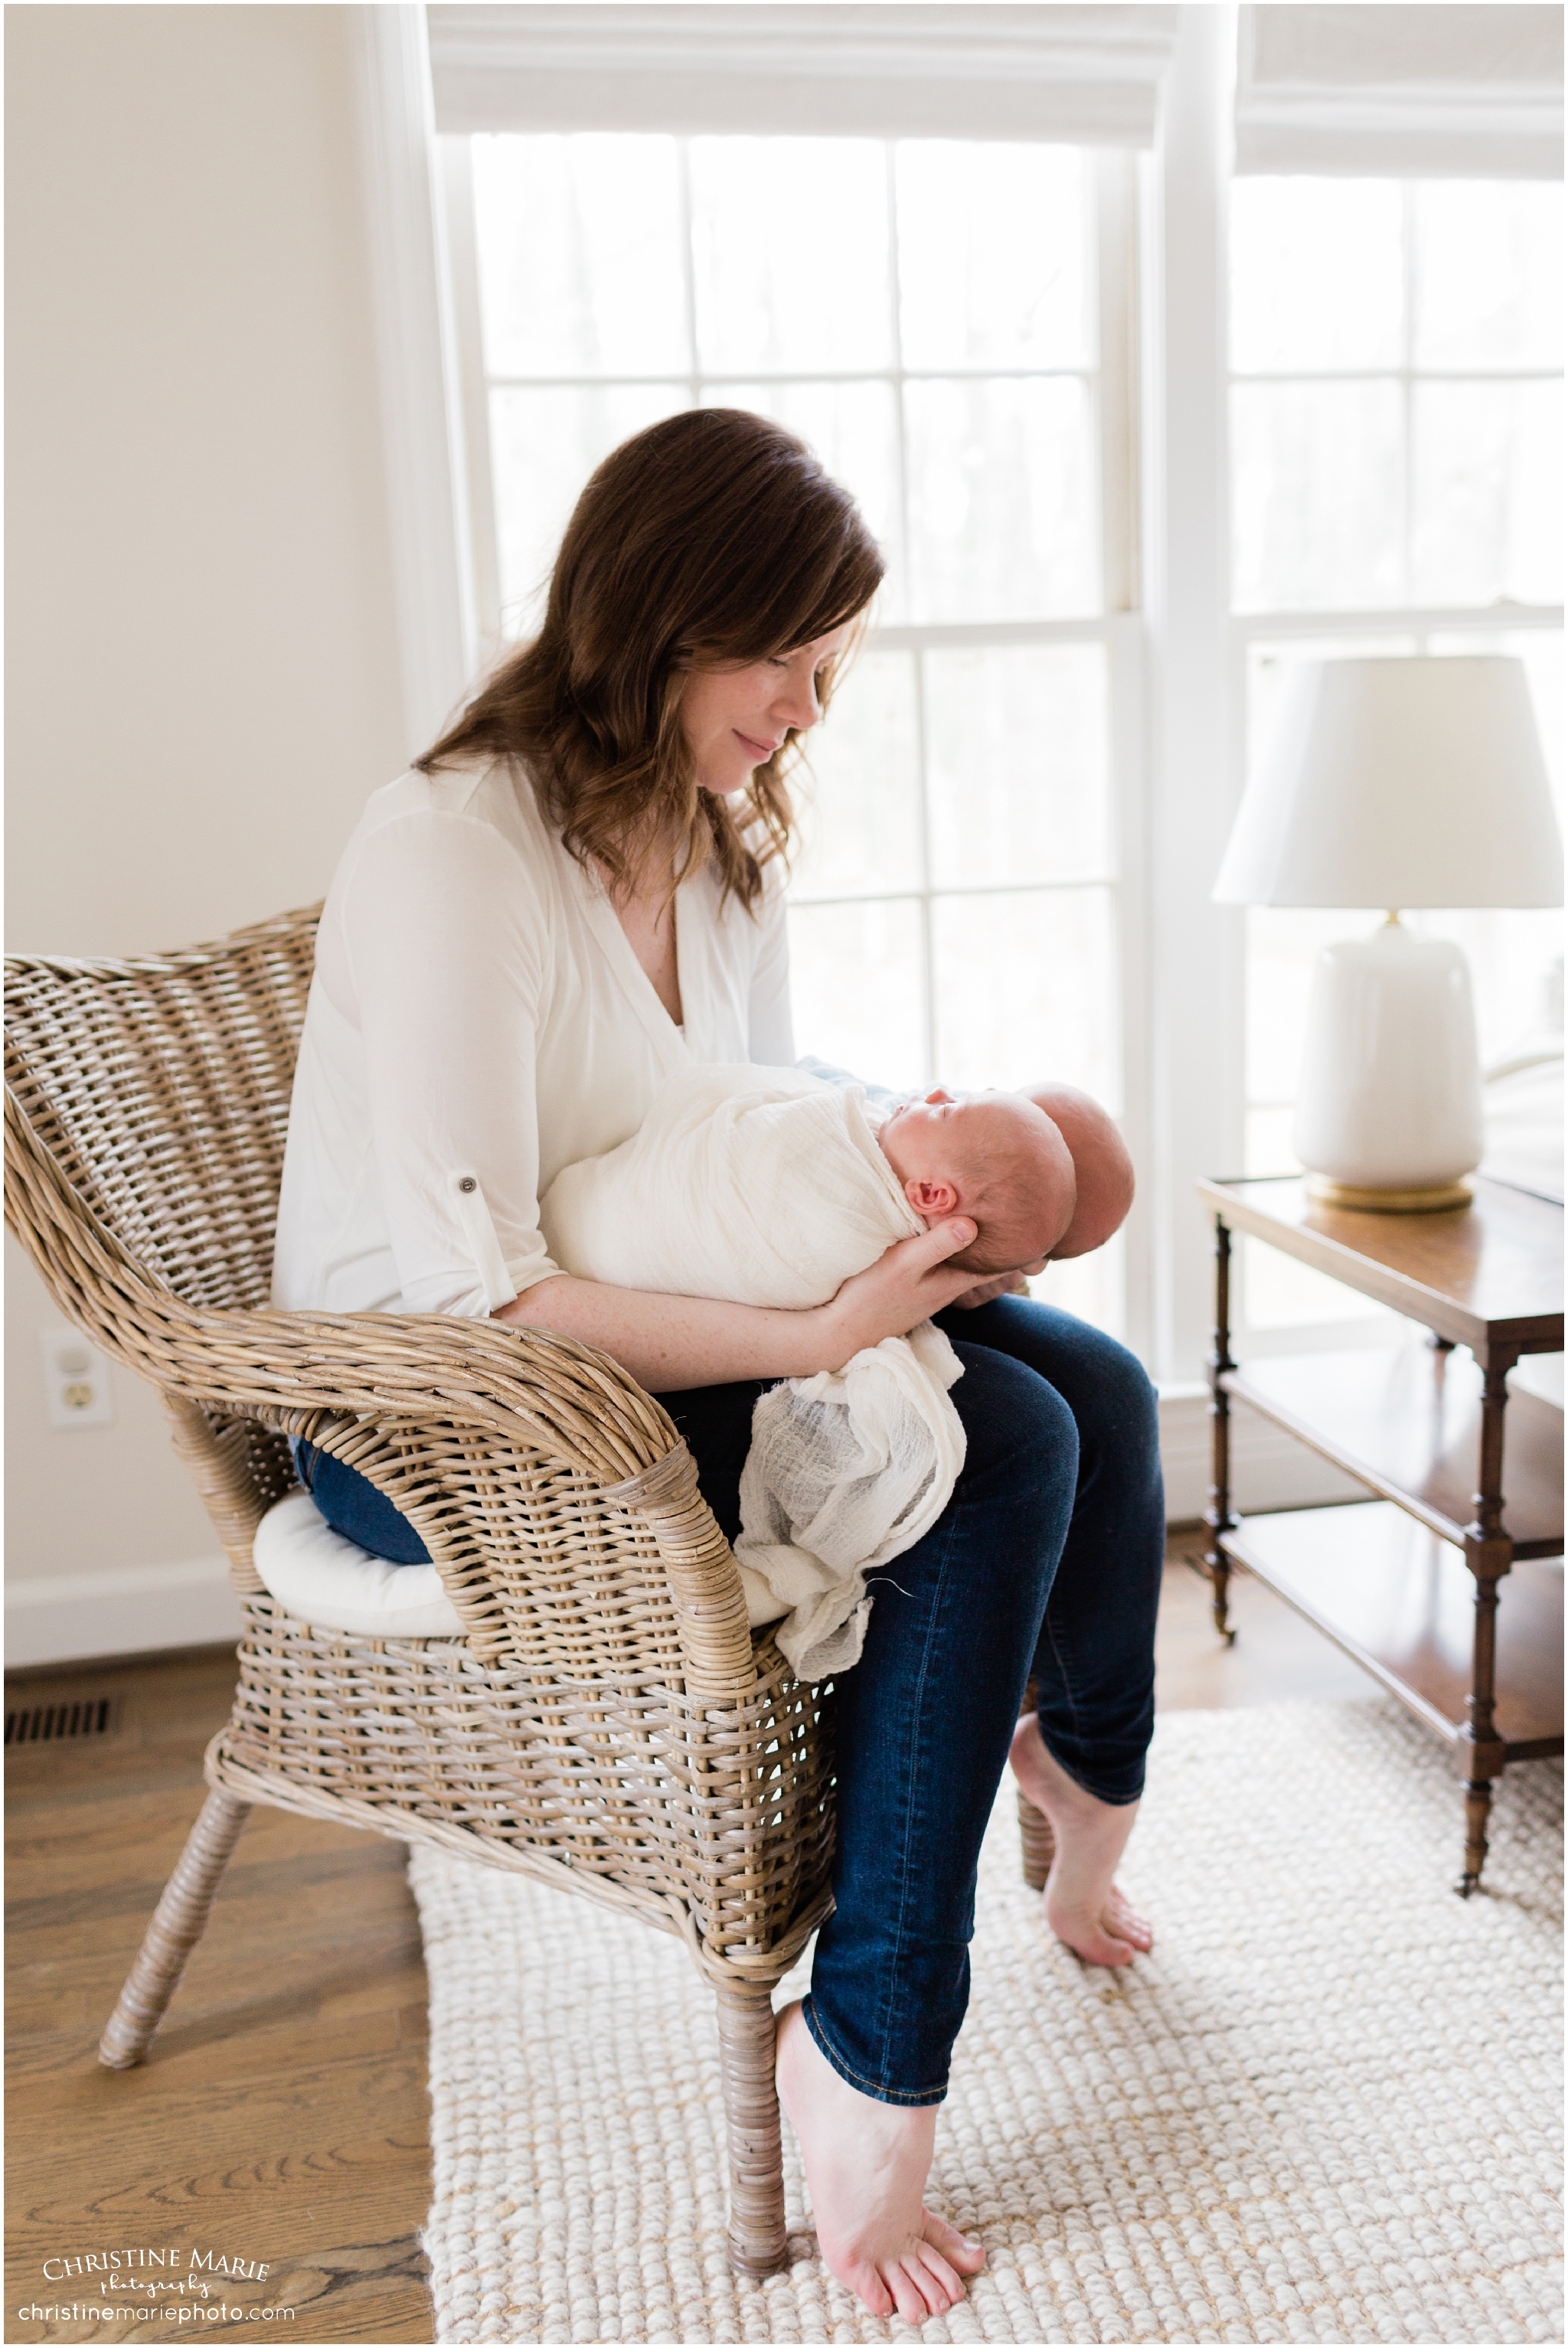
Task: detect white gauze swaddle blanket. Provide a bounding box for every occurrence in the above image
[539,1063,965,1678]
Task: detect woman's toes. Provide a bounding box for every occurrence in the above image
[846,2261,895,2319]
[914,2242,965,2305]
[888,2258,939,2324]
[1046,1903,1137,1966]
[1105,1889,1154,1950]
[1120,1912,1155,1951]
[923,2208,985,2275]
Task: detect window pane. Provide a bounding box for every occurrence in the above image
[787,899,926,1092]
[792,651,921,899]
[701,380,906,622]
[1413,183,1565,373]
[932,887,1118,1104]
[690,139,893,376]
[924,645,1112,888]
[1231,382,1404,610]
[489,384,686,630]
[1031,1229,1124,1341]
[905,377,1098,622]
[1230,180,1403,374]
[1411,380,1564,607]
[472,136,690,380]
[897,143,1091,372]
[1405,907,1564,1063]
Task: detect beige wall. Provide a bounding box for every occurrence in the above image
[6,5,405,1621]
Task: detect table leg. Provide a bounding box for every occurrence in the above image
[1457,1347,1517,1898]
[1204,1216,1237,1645]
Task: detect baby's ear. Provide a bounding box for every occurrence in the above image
[905,1176,960,1216]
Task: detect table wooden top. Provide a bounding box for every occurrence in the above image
[1197,1174,1563,1357]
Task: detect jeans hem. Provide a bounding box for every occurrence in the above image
[801,1995,949,2109]
[1039,1732,1145,1808]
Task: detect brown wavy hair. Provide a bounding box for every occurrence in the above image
[416,409,885,909]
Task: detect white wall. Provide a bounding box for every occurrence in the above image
[6,5,407,1661]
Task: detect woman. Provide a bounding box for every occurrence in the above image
[272,408,1164,2325]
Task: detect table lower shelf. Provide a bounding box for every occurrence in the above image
[1218,1501,1563,1755]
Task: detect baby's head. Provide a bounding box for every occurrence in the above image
[877,1090,1077,1275]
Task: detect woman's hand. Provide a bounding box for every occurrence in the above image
[816,1220,982,1367]
[948,1256,1048,1311]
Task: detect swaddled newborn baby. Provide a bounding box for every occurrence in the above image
[538,1064,1114,1680]
[539,1063,1080,1312]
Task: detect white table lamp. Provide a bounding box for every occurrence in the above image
[1214,656,1562,1212]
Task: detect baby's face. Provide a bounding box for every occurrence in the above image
[877,1089,1077,1272]
[877,1088,970,1180]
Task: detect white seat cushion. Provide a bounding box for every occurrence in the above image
[252,1488,466,1639]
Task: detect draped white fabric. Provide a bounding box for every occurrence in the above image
[540,1063,968,1680]
[1236,5,1563,180]
[426,4,1180,145]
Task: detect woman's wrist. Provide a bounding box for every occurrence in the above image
[789,1301,848,1378]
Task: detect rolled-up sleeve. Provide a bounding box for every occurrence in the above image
[341,811,564,1318]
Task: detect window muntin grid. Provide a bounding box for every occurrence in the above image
[469,132,1105,633]
[1230,178,1565,615]
[454,129,1133,1337]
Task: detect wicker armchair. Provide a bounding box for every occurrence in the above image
[3,905,846,2276]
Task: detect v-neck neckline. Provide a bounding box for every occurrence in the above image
[577,857,694,1067]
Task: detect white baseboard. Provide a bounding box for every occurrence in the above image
[5,1556,241,1670]
[1158,1385,1367,1524]
[4,1402,1357,1669]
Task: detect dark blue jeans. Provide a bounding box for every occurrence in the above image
[297,1297,1164,2105]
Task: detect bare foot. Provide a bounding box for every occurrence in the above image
[776,2000,984,2322]
[1010,1713,1153,1967]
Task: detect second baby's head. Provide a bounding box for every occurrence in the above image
[877,1089,1076,1275]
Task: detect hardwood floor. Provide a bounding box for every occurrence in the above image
[1158,1523,1375,1710]
[5,1543,1374,2343]
[5,1650,431,2344]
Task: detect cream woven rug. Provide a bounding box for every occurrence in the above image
[413,1700,1562,2344]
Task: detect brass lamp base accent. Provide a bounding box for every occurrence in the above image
[1307,1175,1475,1215]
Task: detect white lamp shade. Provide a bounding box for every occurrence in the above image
[1213,655,1563,909]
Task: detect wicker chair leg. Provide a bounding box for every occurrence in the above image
[714,1980,789,2278]
[1018,1788,1057,1892]
[98,1788,252,2069]
[1015,1678,1056,1891]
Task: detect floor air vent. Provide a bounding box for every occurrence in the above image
[5,1697,118,1746]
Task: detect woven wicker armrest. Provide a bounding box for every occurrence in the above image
[221,1307,756,1704]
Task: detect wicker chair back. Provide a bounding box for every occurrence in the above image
[3,906,318,1313]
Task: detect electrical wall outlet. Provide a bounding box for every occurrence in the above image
[41,1329,114,1429]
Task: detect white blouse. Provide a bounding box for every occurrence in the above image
[271,759,795,1322]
